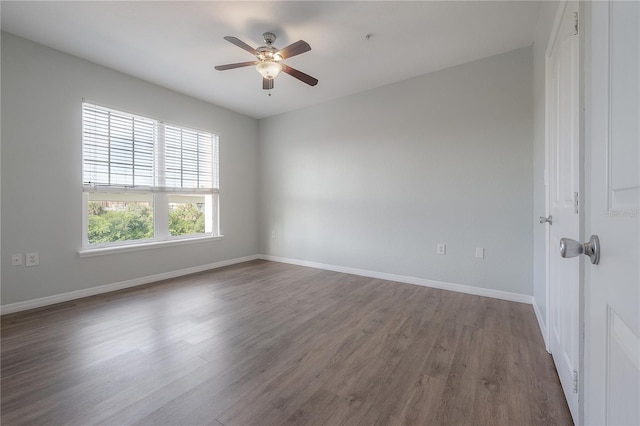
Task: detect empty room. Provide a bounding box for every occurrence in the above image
[1,1,638,425]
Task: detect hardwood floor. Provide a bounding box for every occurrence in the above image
[1,260,572,425]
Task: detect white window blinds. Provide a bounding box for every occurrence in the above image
[82,103,218,193]
[83,103,156,188]
[165,124,216,190]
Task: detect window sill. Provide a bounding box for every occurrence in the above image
[78,235,224,258]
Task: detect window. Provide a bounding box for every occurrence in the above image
[82,102,219,251]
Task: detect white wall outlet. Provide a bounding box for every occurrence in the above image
[437,243,446,255]
[11,254,23,266]
[271,231,276,239]
[475,247,485,259]
[26,252,39,267]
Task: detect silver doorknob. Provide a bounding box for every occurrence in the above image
[540,215,553,225]
[559,235,600,265]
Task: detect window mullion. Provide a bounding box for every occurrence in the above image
[82,192,89,248]
[180,129,184,188]
[155,122,169,240]
[108,111,112,186]
[131,116,136,187]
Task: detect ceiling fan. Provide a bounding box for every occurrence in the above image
[215,32,318,90]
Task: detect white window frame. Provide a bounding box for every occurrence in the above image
[80,102,221,256]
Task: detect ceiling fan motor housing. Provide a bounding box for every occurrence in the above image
[257,45,280,61]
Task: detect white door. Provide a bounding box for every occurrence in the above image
[547,1,580,421]
[585,1,640,424]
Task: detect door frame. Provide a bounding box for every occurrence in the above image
[543,0,586,422]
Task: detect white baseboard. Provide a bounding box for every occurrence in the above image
[259,254,534,305]
[532,298,550,352]
[0,255,259,315]
[2,253,536,315]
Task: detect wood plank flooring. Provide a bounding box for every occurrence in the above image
[1,260,572,425]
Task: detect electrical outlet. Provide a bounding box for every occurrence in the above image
[475,247,485,259]
[11,254,23,266]
[26,252,39,267]
[271,231,276,239]
[437,243,446,255]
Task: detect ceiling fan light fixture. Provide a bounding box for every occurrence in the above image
[256,61,282,80]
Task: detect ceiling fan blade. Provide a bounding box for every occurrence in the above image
[277,40,311,59]
[263,78,274,90]
[215,61,258,71]
[223,36,258,55]
[282,65,318,87]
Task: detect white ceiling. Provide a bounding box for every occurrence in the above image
[1,1,540,119]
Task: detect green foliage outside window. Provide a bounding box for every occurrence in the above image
[169,203,205,236]
[88,201,205,244]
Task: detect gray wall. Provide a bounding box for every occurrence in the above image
[532,1,560,328]
[259,47,534,295]
[2,32,539,307]
[1,33,259,305]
